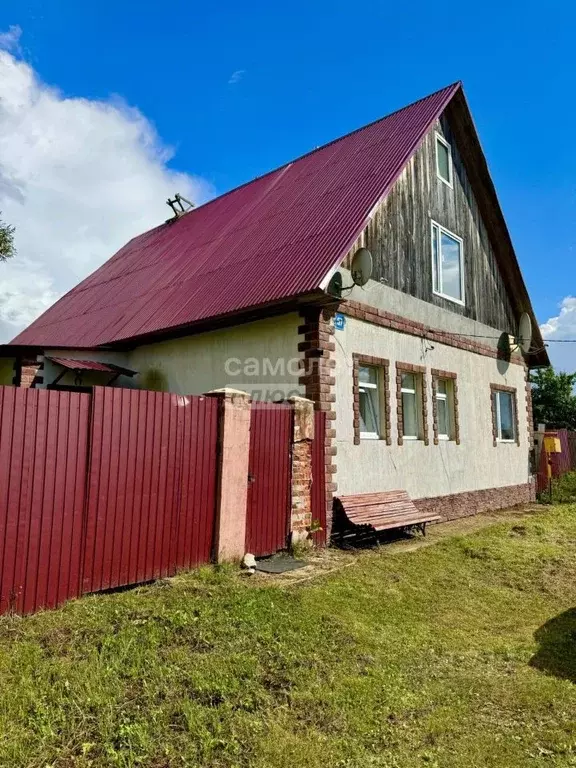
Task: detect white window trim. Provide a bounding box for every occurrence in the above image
[431,220,465,307]
[435,132,453,188]
[436,381,451,440]
[400,378,421,440]
[359,371,380,440]
[494,390,516,443]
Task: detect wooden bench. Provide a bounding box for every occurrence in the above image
[332,491,441,546]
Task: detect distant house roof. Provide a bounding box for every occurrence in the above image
[12,83,461,348]
[10,81,548,366]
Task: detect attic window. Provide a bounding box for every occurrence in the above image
[431,221,465,305]
[435,133,453,187]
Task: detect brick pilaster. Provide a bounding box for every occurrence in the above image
[298,306,337,538]
[17,356,44,388]
[288,396,315,541]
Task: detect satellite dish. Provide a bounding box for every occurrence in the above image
[517,313,533,354]
[327,271,343,298]
[351,248,373,287]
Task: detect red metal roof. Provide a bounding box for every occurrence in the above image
[13,83,461,348]
[47,357,136,375]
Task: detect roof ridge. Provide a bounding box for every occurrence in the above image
[139,81,462,240]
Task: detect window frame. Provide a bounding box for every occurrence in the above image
[490,385,519,446]
[431,369,460,445]
[493,390,516,443]
[396,363,429,446]
[431,220,465,307]
[435,132,453,188]
[358,365,381,440]
[400,373,420,440]
[435,378,451,440]
[352,354,391,445]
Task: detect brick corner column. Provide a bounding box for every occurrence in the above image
[297,305,338,541]
[205,387,252,563]
[17,354,44,388]
[288,395,315,543]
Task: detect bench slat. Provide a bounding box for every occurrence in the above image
[335,490,440,535]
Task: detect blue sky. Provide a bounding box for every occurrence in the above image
[0,0,574,367]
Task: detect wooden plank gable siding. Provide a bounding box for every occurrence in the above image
[342,115,517,335]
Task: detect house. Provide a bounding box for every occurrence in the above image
[0,82,549,525]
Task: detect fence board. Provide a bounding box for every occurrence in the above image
[82,388,218,594]
[175,395,219,569]
[246,402,292,556]
[0,388,90,614]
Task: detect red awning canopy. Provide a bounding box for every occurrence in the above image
[47,357,136,376]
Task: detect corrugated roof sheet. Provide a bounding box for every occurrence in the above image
[13,83,461,348]
[47,357,136,375]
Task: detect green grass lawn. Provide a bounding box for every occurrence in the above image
[2,507,576,767]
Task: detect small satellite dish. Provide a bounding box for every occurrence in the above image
[327,271,343,298]
[351,248,373,287]
[517,313,533,354]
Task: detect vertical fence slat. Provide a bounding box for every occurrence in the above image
[0,386,90,615]
[245,402,292,557]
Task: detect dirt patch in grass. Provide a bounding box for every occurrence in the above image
[1,506,576,767]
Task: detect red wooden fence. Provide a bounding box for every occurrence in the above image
[82,389,218,594]
[0,386,219,615]
[245,402,292,556]
[536,429,574,494]
[1,386,327,615]
[0,388,90,614]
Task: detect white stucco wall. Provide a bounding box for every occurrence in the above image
[335,314,530,498]
[128,313,302,398]
[43,313,302,399]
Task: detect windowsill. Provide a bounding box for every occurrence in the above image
[437,435,451,441]
[360,433,381,440]
[497,439,517,444]
[402,435,421,441]
[433,290,465,307]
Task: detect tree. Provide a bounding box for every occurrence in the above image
[530,367,576,429]
[0,212,15,261]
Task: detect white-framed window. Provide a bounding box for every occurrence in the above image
[436,378,452,440]
[435,132,453,187]
[359,365,381,439]
[493,390,516,442]
[400,372,422,439]
[431,221,465,305]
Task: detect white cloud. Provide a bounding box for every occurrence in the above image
[0,25,21,54]
[0,41,210,343]
[228,69,245,85]
[540,296,576,372]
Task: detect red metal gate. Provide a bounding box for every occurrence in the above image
[245,402,292,556]
[0,387,90,614]
[82,388,218,593]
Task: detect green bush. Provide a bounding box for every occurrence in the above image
[542,471,576,504]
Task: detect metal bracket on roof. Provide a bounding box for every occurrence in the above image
[166,193,195,222]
